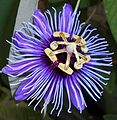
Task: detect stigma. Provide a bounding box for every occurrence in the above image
[44,32,90,75]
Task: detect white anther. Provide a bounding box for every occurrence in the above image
[50,41,58,50]
[81,45,88,53]
[74,61,83,70]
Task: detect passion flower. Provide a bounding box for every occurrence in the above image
[2,3,113,116]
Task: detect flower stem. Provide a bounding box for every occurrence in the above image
[82,7,96,29]
[74,0,80,13]
[85,7,96,25]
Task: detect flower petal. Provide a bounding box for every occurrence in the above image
[60,4,73,32]
[14,31,44,49]
[64,76,86,113]
[2,58,45,76]
[15,65,55,100]
[33,9,52,36]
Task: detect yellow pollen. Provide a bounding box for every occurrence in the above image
[44,32,91,75]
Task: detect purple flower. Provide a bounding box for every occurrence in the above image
[2,4,113,116]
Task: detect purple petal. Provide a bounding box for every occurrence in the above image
[60,4,73,32]
[14,31,43,46]
[15,65,55,101]
[44,75,58,102]
[41,74,58,113]
[15,79,33,100]
[13,31,45,53]
[33,10,52,36]
[2,59,45,76]
[64,76,86,112]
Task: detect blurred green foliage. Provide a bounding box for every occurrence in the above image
[103,114,117,120]
[105,66,116,94]
[0,0,20,69]
[48,0,65,3]
[103,0,117,43]
[0,0,117,120]
[0,95,51,120]
[48,0,99,9]
[0,100,41,120]
[103,0,117,95]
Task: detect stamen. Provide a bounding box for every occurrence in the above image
[73,47,80,64]
[58,63,73,75]
[74,60,83,70]
[65,53,72,70]
[57,41,69,45]
[53,31,70,38]
[59,32,68,42]
[44,48,57,62]
[44,32,90,75]
[77,52,90,63]
[73,35,86,45]
[50,41,58,50]
[81,45,88,53]
[53,48,66,55]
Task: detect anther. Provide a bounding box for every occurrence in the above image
[59,32,68,42]
[53,32,70,38]
[50,41,58,50]
[73,35,86,45]
[77,52,90,64]
[84,55,91,62]
[81,45,88,53]
[79,55,91,64]
[58,63,73,75]
[74,61,83,70]
[44,48,57,62]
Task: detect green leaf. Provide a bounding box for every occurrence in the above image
[0,0,20,69]
[105,66,116,94]
[0,86,11,101]
[0,100,52,120]
[103,0,117,43]
[48,0,65,3]
[0,0,20,87]
[103,87,117,114]
[79,0,91,8]
[48,0,89,9]
[71,0,100,9]
[103,114,117,120]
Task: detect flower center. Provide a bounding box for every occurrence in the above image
[44,32,90,75]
